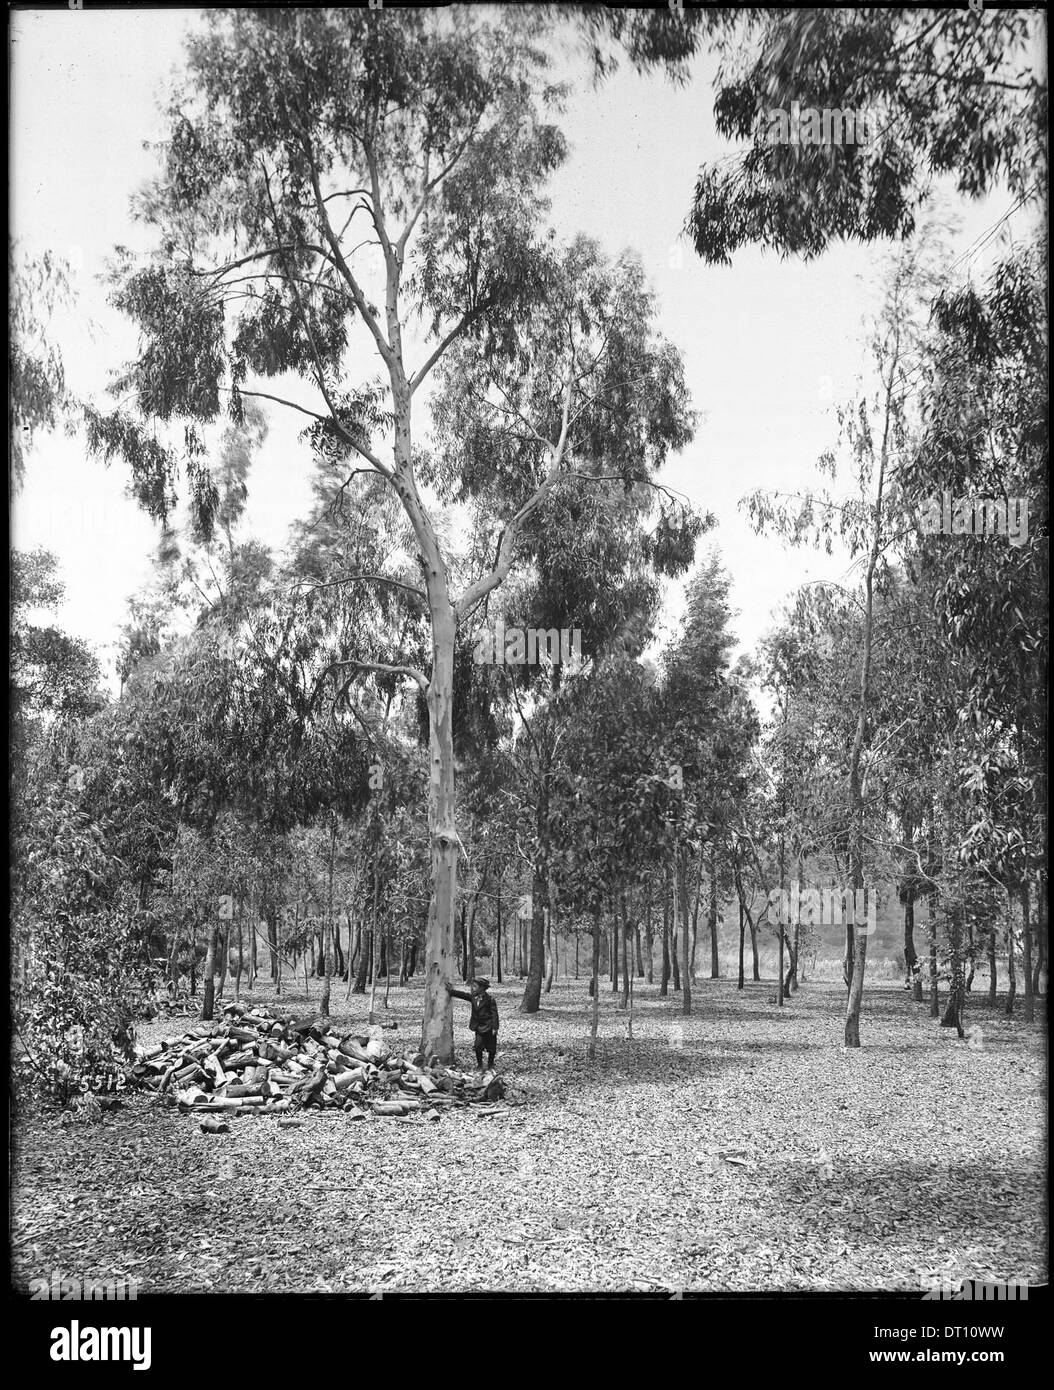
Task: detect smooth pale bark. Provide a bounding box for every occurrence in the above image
[843,349,896,1046]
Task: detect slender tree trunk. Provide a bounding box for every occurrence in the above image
[320,820,336,1017]
[168,918,181,997]
[689,851,704,982]
[588,903,601,1062]
[708,842,719,980]
[521,863,547,1012]
[235,905,243,1000]
[495,882,503,984]
[905,886,923,1001]
[678,849,691,1015]
[249,898,257,990]
[1033,872,1046,996]
[218,920,231,1000]
[660,884,671,997]
[988,920,998,1005]
[777,916,785,1008]
[929,919,939,1019]
[1021,879,1034,1023]
[1005,892,1017,1017]
[384,923,393,1010]
[644,884,654,984]
[750,918,760,981]
[189,916,197,996]
[267,903,279,982]
[635,924,644,978]
[738,896,745,990]
[201,921,219,1022]
[620,890,630,1010]
[940,898,965,1037]
[545,903,555,994]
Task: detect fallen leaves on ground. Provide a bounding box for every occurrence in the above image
[10,978,1046,1294]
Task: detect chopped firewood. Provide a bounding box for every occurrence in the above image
[200,1117,230,1134]
[126,1003,510,1121]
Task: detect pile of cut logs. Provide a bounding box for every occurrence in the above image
[127,1001,505,1124]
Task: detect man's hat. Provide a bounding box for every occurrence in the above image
[475,978,490,990]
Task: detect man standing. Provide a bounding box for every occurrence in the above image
[446,977,500,1072]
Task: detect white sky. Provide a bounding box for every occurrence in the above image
[9,7,1038,685]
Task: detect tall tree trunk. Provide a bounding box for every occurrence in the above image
[620,890,630,1010]
[1033,872,1046,996]
[843,365,892,1046]
[368,906,380,1025]
[545,902,555,994]
[189,915,197,996]
[168,918,181,997]
[929,919,939,1019]
[218,921,231,1000]
[689,850,704,982]
[249,898,257,990]
[234,904,243,999]
[904,885,922,1001]
[708,842,719,980]
[1021,879,1034,1023]
[521,862,547,1012]
[420,595,459,1064]
[1004,892,1017,1017]
[988,920,998,1005]
[201,921,220,1022]
[750,917,760,981]
[495,882,503,984]
[320,819,336,1017]
[635,924,644,978]
[267,902,279,982]
[384,922,393,1010]
[644,885,654,984]
[588,903,601,1062]
[940,897,965,1036]
[738,896,745,990]
[660,882,670,997]
[678,849,691,1015]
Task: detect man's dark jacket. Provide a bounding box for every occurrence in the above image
[450,987,499,1035]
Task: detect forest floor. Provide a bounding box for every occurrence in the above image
[11,976,1047,1294]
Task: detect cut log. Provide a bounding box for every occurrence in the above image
[200,1117,230,1134]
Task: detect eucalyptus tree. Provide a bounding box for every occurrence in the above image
[87,10,697,1060]
[583,7,1045,263]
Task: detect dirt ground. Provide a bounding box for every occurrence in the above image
[11,976,1047,1294]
